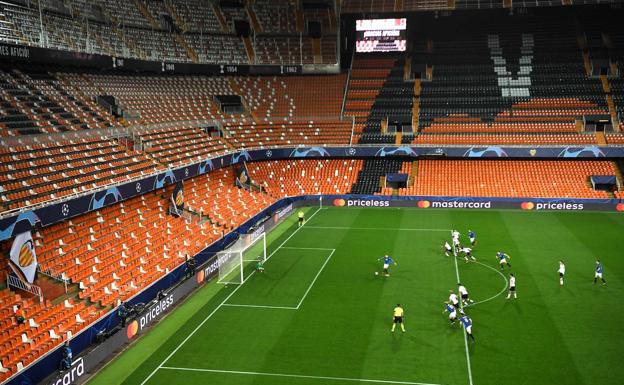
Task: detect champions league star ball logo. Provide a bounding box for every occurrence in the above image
[61,204,70,216]
[347,148,356,156]
[266,150,273,158]
[136,183,142,193]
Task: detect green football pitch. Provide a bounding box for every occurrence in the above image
[88,206,624,385]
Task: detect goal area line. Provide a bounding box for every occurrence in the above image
[159,366,449,385]
[223,247,335,310]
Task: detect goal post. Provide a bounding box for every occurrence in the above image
[216,232,266,285]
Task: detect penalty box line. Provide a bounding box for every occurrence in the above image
[223,247,336,310]
[138,207,323,385]
[160,366,449,385]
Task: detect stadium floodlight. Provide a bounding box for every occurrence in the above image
[217,232,266,285]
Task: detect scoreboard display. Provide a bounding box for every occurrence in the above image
[355,18,407,53]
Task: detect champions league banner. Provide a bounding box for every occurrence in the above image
[235,162,253,189]
[3,144,624,243]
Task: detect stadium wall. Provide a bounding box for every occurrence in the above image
[2,145,624,242]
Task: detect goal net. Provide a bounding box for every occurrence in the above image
[216,232,267,285]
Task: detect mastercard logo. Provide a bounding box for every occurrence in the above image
[126,320,139,339]
[197,270,205,284]
[333,199,346,207]
[520,202,535,210]
[616,203,624,212]
[417,200,430,208]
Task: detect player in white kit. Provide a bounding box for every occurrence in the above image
[558,260,566,286]
[506,273,516,299]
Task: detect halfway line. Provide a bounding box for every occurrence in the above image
[451,232,474,385]
[160,366,447,385]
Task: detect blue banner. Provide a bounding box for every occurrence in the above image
[2,144,624,242]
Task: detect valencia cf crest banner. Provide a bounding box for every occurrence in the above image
[171,182,184,212]
[9,231,38,284]
[235,162,252,189]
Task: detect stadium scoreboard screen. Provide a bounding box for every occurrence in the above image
[355,18,407,53]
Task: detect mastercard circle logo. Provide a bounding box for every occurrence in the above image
[126,320,139,339]
[197,270,205,284]
[333,199,346,207]
[521,202,535,210]
[417,200,430,208]
[616,203,624,212]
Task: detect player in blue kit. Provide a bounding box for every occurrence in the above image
[468,230,476,246]
[496,251,511,270]
[444,302,457,324]
[593,259,607,285]
[460,315,475,342]
[378,255,397,277]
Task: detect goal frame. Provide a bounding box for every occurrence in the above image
[216,232,267,285]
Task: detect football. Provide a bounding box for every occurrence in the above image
[375,272,379,276]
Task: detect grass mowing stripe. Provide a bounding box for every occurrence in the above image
[139,206,323,385]
[304,226,452,232]
[452,232,474,385]
[221,303,298,310]
[464,260,508,308]
[159,366,448,385]
[295,249,335,309]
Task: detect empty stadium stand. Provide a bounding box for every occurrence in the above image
[350,159,404,195]
[0,136,164,211]
[0,0,339,65]
[184,167,276,230]
[248,159,364,196]
[412,8,612,144]
[0,67,119,136]
[2,3,624,383]
[136,125,230,167]
[393,160,618,198]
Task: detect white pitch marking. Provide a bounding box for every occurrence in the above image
[221,303,297,310]
[160,366,449,385]
[304,226,452,232]
[138,207,323,385]
[296,249,335,309]
[452,233,474,385]
[280,246,336,250]
[467,261,509,307]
